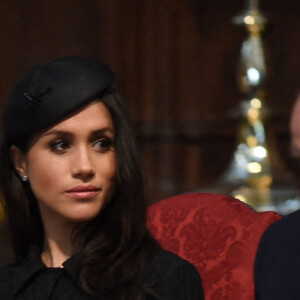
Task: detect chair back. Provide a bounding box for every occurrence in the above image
[147,193,282,300]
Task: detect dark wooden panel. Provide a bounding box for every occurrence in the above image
[0,0,298,207]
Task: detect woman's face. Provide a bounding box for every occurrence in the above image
[11,101,116,226]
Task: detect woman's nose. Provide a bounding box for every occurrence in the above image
[72,147,95,181]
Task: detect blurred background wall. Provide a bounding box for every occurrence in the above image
[0,0,299,206]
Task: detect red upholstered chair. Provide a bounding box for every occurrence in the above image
[147,193,281,300]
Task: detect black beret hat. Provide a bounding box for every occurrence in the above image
[2,57,115,139]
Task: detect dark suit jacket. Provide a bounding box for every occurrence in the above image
[255,209,300,300]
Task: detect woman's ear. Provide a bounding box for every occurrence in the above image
[9,145,28,178]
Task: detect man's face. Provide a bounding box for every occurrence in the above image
[290,98,300,158]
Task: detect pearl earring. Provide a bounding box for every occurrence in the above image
[21,175,28,182]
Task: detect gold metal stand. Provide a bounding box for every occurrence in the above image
[218,0,299,214]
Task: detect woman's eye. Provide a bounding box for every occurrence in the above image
[94,138,113,152]
[50,140,70,152]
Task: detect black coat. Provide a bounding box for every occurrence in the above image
[0,247,204,300]
[255,209,300,300]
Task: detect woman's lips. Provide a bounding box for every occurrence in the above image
[65,185,101,199]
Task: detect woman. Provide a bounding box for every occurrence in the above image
[0,57,204,299]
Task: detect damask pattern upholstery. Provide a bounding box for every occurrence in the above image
[147,193,281,300]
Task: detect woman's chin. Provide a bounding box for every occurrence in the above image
[65,208,102,223]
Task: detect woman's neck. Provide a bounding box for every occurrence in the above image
[41,220,75,268]
[41,240,72,268]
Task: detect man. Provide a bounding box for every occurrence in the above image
[255,95,300,299]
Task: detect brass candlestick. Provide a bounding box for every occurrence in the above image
[218,0,299,214]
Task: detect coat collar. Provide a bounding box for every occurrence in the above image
[10,246,77,297]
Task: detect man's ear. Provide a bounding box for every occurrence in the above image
[9,145,27,177]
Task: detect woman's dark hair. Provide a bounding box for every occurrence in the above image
[0,91,158,299]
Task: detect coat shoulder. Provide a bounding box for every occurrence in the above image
[261,209,300,244]
[0,262,20,295]
[145,248,204,300]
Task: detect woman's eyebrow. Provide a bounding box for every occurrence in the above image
[42,130,74,138]
[42,128,114,138]
[89,128,115,139]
